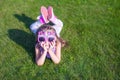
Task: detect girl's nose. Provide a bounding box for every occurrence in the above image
[45,40,49,45]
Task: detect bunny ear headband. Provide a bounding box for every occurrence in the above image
[38,30,55,37]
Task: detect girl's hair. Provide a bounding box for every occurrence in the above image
[36,24,66,47]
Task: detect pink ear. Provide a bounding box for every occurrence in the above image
[38,32,41,35]
[52,31,56,35]
[47,31,55,35]
[38,31,43,35]
[47,32,51,35]
[42,31,45,34]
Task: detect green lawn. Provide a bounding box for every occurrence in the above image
[0,0,120,80]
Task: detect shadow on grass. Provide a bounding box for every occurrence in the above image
[14,14,36,29]
[8,29,35,63]
[10,14,36,63]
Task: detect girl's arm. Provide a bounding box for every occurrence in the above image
[48,40,61,64]
[35,43,47,66]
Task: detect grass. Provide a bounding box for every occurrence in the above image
[0,0,120,80]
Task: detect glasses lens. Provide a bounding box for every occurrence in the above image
[39,37,45,42]
[48,37,54,42]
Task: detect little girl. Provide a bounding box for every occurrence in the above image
[30,6,63,37]
[30,6,65,66]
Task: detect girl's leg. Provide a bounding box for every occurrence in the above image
[52,19,63,37]
[30,20,43,34]
[40,6,49,23]
[30,6,49,34]
[48,6,63,37]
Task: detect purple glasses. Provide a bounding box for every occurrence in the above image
[38,37,55,42]
[38,31,56,42]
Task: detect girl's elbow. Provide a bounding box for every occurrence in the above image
[36,61,44,66]
[54,59,61,64]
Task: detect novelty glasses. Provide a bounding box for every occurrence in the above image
[38,31,56,42]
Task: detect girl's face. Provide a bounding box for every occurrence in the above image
[38,30,56,43]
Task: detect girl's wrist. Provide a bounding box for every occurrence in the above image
[44,50,47,54]
[48,48,53,53]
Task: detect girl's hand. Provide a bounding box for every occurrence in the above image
[49,40,56,51]
[40,42,49,52]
